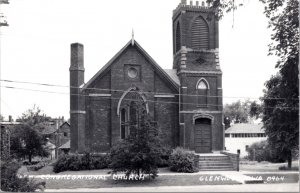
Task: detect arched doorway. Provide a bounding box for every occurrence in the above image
[194,117,212,153]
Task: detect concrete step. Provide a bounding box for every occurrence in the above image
[197,154,235,171]
[199,157,230,161]
[199,165,233,168]
[198,159,231,163]
[199,168,235,171]
[199,162,233,166]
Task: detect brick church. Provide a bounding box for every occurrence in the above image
[69,0,224,154]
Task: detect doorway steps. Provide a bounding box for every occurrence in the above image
[197,154,235,171]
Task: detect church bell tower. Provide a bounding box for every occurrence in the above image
[173,0,224,153]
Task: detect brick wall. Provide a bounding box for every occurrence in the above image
[80,45,179,152]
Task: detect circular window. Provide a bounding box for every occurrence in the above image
[128,67,138,79]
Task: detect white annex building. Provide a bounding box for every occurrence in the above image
[225,123,267,158]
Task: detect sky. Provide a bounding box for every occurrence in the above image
[0,0,278,121]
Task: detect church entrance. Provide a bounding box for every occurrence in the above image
[194,118,212,153]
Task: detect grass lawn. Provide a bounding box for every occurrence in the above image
[244,173,299,184]
[240,160,299,172]
[40,174,240,189]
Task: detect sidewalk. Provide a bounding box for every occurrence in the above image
[45,183,299,192]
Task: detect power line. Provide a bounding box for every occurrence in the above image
[2,85,299,110]
[1,79,299,101]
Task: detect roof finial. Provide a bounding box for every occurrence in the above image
[131,29,134,46]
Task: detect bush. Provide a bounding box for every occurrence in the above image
[246,140,285,163]
[26,160,51,171]
[168,147,199,173]
[92,154,111,169]
[157,146,172,167]
[1,161,45,192]
[278,165,299,171]
[53,153,110,173]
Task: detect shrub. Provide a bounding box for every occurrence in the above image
[109,109,163,179]
[246,140,285,163]
[53,153,110,173]
[1,161,45,192]
[157,146,172,167]
[26,160,50,171]
[168,147,199,173]
[53,154,72,173]
[279,165,299,171]
[92,154,110,169]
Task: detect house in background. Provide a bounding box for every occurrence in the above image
[0,116,21,160]
[225,123,267,158]
[40,120,70,159]
[58,140,70,155]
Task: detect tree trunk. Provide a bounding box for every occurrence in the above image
[29,154,32,163]
[287,150,292,169]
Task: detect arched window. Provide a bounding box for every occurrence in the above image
[120,101,140,139]
[176,22,181,52]
[191,16,209,50]
[197,79,209,106]
[120,108,127,139]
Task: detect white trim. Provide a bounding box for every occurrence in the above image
[193,114,214,124]
[89,93,111,97]
[180,110,222,114]
[154,94,175,98]
[70,110,86,114]
[178,70,222,75]
[79,84,85,88]
[196,78,210,89]
[117,87,149,116]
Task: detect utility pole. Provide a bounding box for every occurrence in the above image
[0,1,9,159]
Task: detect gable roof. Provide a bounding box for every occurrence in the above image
[82,40,179,91]
[60,122,70,128]
[225,123,265,134]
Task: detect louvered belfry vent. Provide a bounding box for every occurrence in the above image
[176,23,181,52]
[191,16,209,50]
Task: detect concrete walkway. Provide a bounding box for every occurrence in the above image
[45,183,299,192]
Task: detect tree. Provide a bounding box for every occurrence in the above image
[10,124,49,163]
[262,74,298,168]
[249,100,263,119]
[261,0,299,169]
[1,161,45,192]
[109,104,164,179]
[20,105,51,128]
[208,0,299,169]
[223,100,252,129]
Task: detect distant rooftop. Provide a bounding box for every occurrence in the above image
[0,121,21,125]
[225,123,265,134]
[59,140,70,149]
[164,69,180,86]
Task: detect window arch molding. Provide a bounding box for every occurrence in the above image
[196,78,210,90]
[117,86,149,116]
[192,114,214,124]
